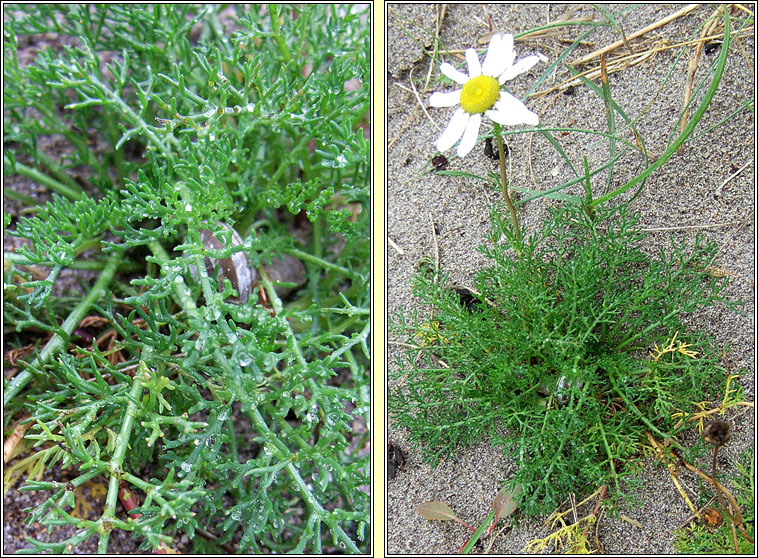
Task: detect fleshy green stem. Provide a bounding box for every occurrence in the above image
[99,355,152,553]
[597,419,622,497]
[284,246,355,278]
[4,156,84,201]
[493,124,521,243]
[4,251,142,272]
[608,372,685,452]
[3,250,123,406]
[269,5,292,63]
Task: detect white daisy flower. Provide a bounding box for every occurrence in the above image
[429,34,546,158]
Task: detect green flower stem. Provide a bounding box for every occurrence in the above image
[2,188,42,208]
[589,10,730,208]
[311,215,324,298]
[150,239,256,392]
[284,246,356,278]
[538,370,588,491]
[37,149,94,195]
[260,270,344,403]
[596,419,622,497]
[98,357,151,553]
[607,372,685,451]
[4,156,84,201]
[614,306,683,352]
[226,416,239,463]
[269,5,293,63]
[4,251,142,272]
[67,69,172,158]
[3,250,123,407]
[493,124,521,243]
[260,268,307,368]
[150,236,259,406]
[7,149,86,200]
[147,240,198,314]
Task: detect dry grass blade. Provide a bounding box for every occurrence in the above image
[620,514,643,528]
[389,4,447,149]
[388,236,404,255]
[429,213,440,284]
[681,5,727,135]
[423,3,447,92]
[571,4,701,67]
[408,66,438,131]
[646,432,701,520]
[533,29,750,99]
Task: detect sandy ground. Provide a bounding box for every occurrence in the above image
[386,4,754,554]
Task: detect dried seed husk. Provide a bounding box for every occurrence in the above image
[189,222,306,304]
[190,222,255,304]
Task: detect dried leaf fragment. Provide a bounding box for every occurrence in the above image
[416,501,460,522]
[4,420,31,463]
[416,501,476,531]
[493,482,523,521]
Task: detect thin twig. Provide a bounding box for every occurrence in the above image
[593,506,605,554]
[712,209,753,260]
[429,213,440,282]
[569,493,578,525]
[423,4,446,93]
[676,496,718,529]
[637,220,743,232]
[408,65,438,131]
[646,432,701,520]
[388,236,404,255]
[621,514,643,528]
[714,161,751,197]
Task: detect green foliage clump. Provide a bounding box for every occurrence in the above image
[4,4,369,554]
[390,202,735,516]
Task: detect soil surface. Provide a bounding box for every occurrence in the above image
[387,4,754,554]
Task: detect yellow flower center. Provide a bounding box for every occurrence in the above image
[460,75,500,114]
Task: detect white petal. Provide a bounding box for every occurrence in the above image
[456,113,482,158]
[482,34,510,78]
[465,47,482,78]
[481,34,502,76]
[499,53,546,83]
[439,62,469,85]
[429,89,462,107]
[502,34,516,75]
[436,107,470,152]
[486,92,539,126]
